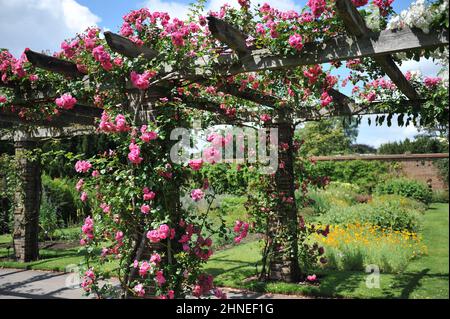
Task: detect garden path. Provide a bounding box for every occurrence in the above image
[0,268,307,299]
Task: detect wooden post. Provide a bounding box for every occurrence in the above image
[268,115,301,282]
[12,137,41,262]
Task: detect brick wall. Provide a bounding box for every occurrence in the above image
[310,153,449,190]
[394,159,447,190]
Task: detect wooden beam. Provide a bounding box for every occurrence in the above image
[104,32,158,59]
[335,0,421,100]
[207,16,251,57]
[228,27,448,75]
[24,49,85,78]
[217,82,281,108]
[0,104,101,128]
[1,125,96,141]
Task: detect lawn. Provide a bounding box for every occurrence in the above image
[1,203,447,298]
[203,203,449,299]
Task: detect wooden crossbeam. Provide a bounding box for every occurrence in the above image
[229,28,448,75]
[104,32,158,59]
[335,0,421,100]
[217,82,280,108]
[207,16,252,57]
[24,49,85,78]
[1,125,96,141]
[0,104,101,128]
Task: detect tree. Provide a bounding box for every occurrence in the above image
[296,118,358,156]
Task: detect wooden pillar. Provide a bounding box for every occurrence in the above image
[268,118,301,282]
[13,139,41,262]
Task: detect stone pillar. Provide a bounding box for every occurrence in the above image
[13,139,41,262]
[268,120,301,283]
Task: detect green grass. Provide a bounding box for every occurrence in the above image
[0,204,447,298]
[204,203,449,299]
[0,227,118,274]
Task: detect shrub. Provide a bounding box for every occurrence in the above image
[371,194,427,213]
[375,178,432,204]
[307,160,391,193]
[39,191,61,241]
[302,182,362,216]
[432,189,449,203]
[314,200,423,233]
[434,158,449,188]
[314,223,427,273]
[41,175,87,226]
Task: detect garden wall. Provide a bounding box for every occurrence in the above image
[310,153,449,190]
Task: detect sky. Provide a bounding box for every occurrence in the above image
[0,0,443,148]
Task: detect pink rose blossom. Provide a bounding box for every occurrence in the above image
[91,170,100,178]
[188,159,203,171]
[141,204,151,215]
[150,253,161,264]
[147,230,161,243]
[56,93,77,110]
[158,224,170,239]
[143,188,156,201]
[140,125,158,142]
[424,77,442,88]
[75,160,92,173]
[130,71,156,90]
[115,231,124,242]
[260,114,272,122]
[128,142,143,165]
[80,192,88,202]
[100,203,111,213]
[190,189,204,202]
[139,261,151,276]
[288,34,304,51]
[134,284,145,297]
[307,0,326,18]
[155,270,166,286]
[76,179,84,192]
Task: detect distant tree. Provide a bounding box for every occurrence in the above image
[297,117,358,156]
[378,134,448,154]
[350,144,377,154]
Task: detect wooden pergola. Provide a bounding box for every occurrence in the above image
[0,0,448,282]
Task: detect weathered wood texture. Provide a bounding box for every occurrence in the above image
[227,28,448,75]
[207,16,251,56]
[13,140,41,262]
[0,105,101,128]
[104,32,158,59]
[335,0,420,100]
[24,49,85,78]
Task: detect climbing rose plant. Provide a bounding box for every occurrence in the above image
[0,0,448,298]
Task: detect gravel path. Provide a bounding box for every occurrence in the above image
[0,268,308,299]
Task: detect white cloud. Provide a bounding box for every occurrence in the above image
[398,57,443,77]
[356,114,420,148]
[208,0,301,12]
[143,0,302,20]
[144,0,192,20]
[0,0,100,56]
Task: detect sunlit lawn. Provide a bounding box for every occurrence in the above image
[1,204,447,298]
[204,203,449,299]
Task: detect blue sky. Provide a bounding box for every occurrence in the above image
[0,0,442,148]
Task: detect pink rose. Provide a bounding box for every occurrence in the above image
[75,160,92,173]
[56,93,77,110]
[141,204,151,215]
[188,159,203,171]
[190,189,204,202]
